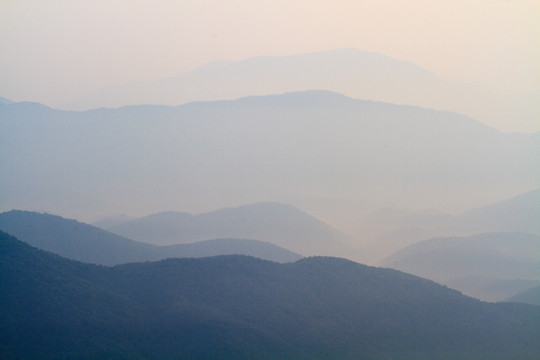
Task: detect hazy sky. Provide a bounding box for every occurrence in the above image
[1,0,539,109]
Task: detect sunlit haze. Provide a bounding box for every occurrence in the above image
[1,0,539,225]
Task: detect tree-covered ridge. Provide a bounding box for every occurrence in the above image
[1,231,540,359]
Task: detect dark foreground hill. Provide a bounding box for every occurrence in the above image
[2,231,540,359]
[0,210,301,264]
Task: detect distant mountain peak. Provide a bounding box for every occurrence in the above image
[60,48,442,111]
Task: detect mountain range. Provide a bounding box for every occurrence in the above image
[1,90,537,227]
[4,208,539,303]
[0,210,301,265]
[382,232,540,301]
[3,45,539,360]
[357,188,540,263]
[94,202,352,257]
[61,48,539,133]
[507,285,540,306]
[2,230,540,359]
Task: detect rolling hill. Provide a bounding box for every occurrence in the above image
[382,232,540,301]
[2,230,540,359]
[0,210,301,265]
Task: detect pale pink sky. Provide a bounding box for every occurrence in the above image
[1,0,538,109]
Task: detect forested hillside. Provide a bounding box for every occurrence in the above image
[2,231,540,359]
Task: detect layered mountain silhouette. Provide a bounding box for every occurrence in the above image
[1,91,537,227]
[2,231,540,359]
[461,188,540,233]
[0,210,301,265]
[63,48,440,110]
[95,202,352,257]
[382,232,540,301]
[359,188,540,263]
[507,285,540,306]
[62,48,538,132]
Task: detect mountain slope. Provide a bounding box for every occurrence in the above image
[1,91,537,225]
[0,231,150,359]
[97,202,351,256]
[0,210,302,264]
[2,231,540,359]
[0,210,156,265]
[163,238,302,262]
[382,232,540,301]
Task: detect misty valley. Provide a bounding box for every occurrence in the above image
[1,50,540,359]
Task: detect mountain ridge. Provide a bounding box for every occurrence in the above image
[2,90,536,225]
[507,285,540,306]
[382,232,540,301]
[0,210,302,264]
[3,230,540,359]
[358,188,540,263]
[63,48,441,110]
[59,48,539,133]
[95,201,353,257]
